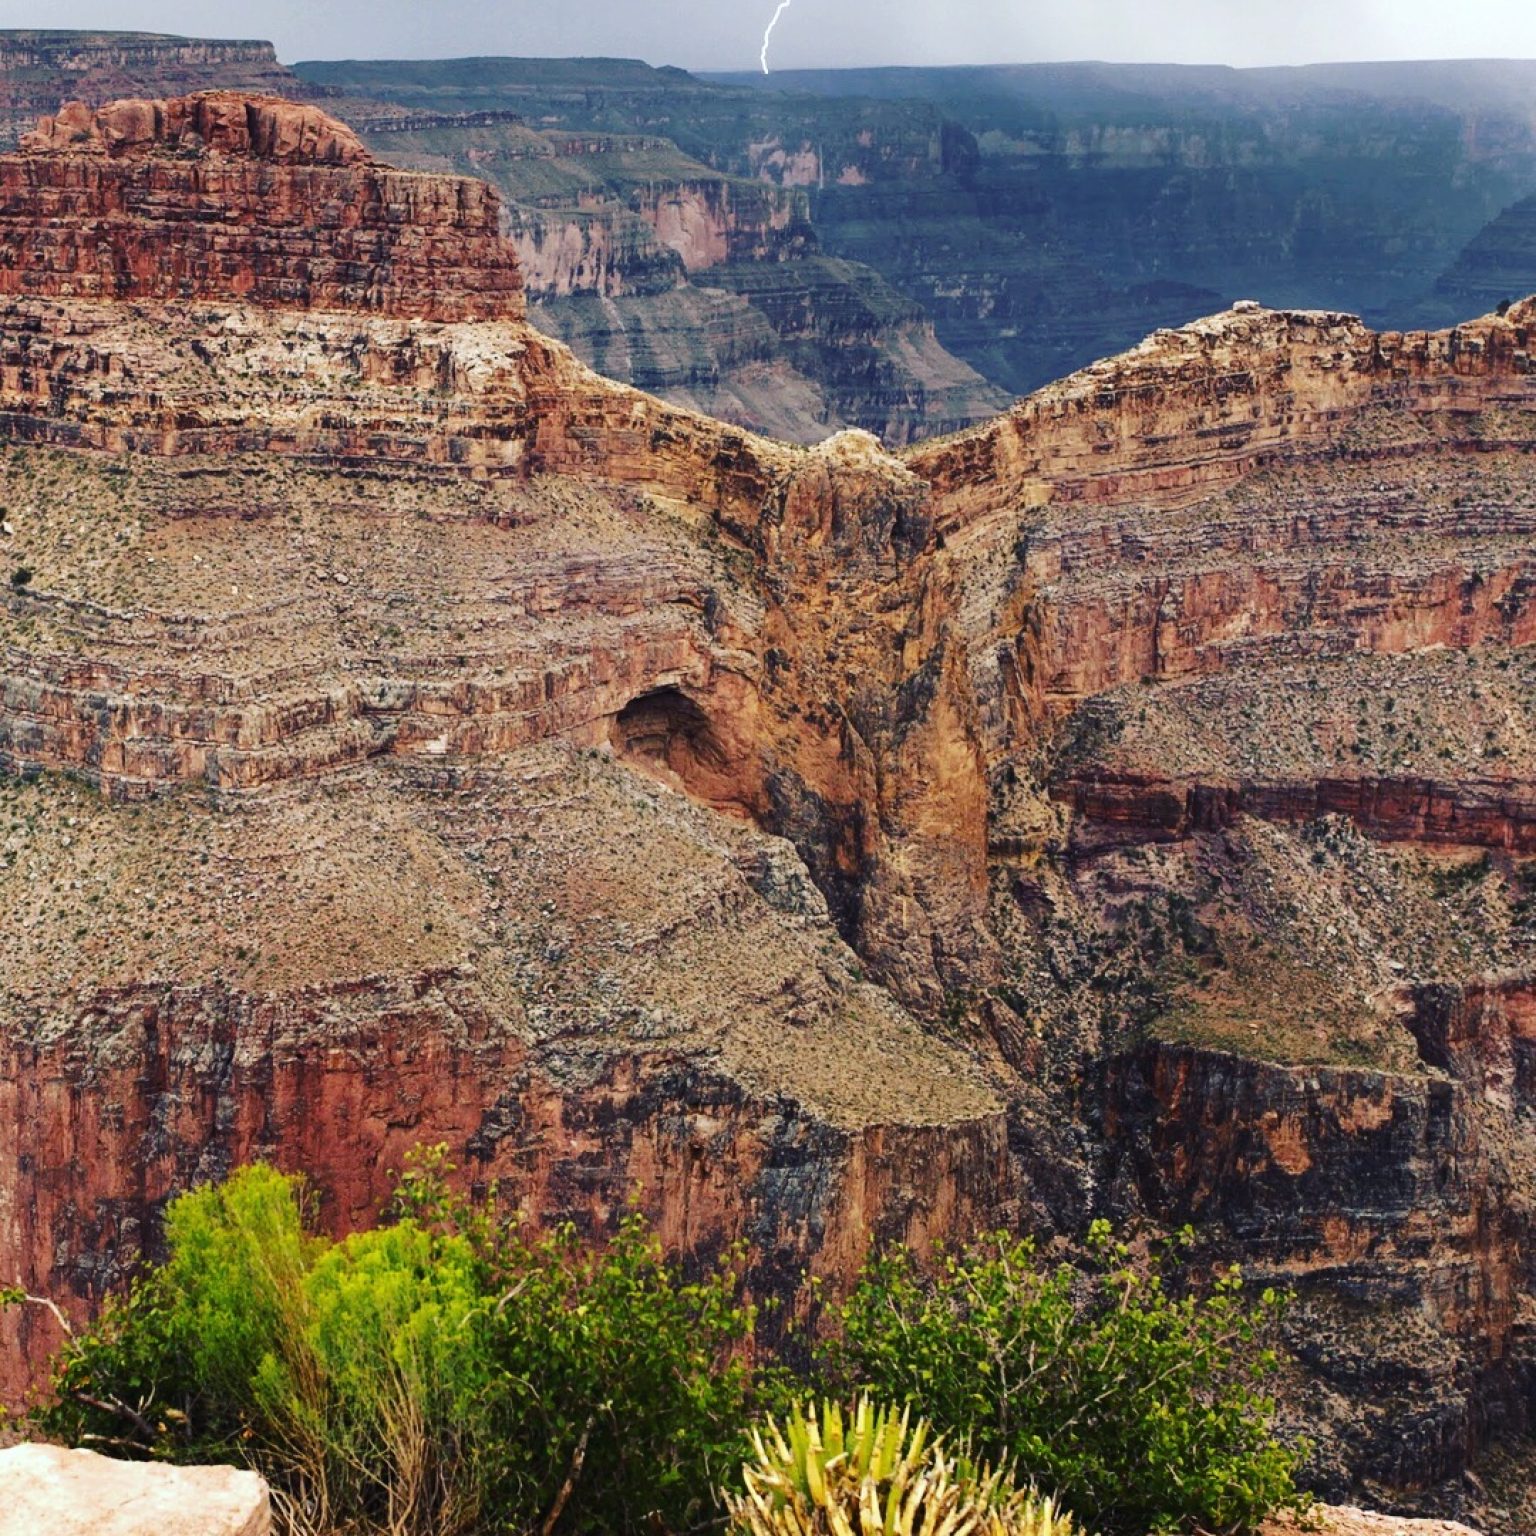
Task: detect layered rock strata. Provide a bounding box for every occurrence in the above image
[903,302,1536,1528]
[4,88,1536,1532]
[361,113,1008,443]
[0,94,1005,1408]
[0,31,303,147]
[0,95,523,320]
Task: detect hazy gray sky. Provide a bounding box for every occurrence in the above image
[4,0,1536,72]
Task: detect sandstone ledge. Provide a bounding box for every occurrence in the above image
[0,93,524,321]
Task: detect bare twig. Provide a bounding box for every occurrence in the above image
[68,1390,157,1443]
[539,1413,596,1536]
[494,1277,531,1316]
[10,1283,73,1338]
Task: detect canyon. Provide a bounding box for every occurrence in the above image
[1,72,1536,1536]
[300,54,1536,405]
[18,34,1536,449]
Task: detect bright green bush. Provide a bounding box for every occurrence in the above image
[27,1151,762,1536]
[16,1157,1309,1536]
[823,1223,1306,1536]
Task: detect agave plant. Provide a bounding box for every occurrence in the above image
[726,1398,1083,1536]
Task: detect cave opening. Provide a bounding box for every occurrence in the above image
[613,687,724,770]
[610,684,762,817]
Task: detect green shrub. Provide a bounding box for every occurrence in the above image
[823,1223,1305,1536]
[727,1397,1083,1536]
[25,1150,763,1536]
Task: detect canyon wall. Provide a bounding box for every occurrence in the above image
[0,30,302,147]
[297,55,1536,405]
[359,111,1006,443]
[0,93,1006,1412]
[1,81,1536,1530]
[912,294,1536,1527]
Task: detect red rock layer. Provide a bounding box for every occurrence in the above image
[1057,773,1536,854]
[912,302,1536,528]
[0,974,1012,1390]
[0,94,524,321]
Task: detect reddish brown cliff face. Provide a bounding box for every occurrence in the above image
[3,91,1536,1530]
[917,302,1536,1527]
[0,94,524,321]
[0,95,1006,1413]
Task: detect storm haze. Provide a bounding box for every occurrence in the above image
[1,0,1535,72]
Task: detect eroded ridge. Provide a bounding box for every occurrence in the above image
[0,95,1005,1411]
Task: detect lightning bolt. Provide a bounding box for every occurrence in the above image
[760,0,793,74]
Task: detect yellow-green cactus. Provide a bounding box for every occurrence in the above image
[726,1398,1085,1536]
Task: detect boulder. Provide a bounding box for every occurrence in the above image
[0,1443,270,1536]
[1263,1504,1482,1535]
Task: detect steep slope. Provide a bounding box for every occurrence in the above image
[1417,191,1536,328]
[908,304,1536,1531]
[4,87,1536,1533]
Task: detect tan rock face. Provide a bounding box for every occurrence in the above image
[23,93,372,164]
[1263,1506,1481,1536]
[0,1444,270,1536]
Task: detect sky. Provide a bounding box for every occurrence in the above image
[4,0,1536,73]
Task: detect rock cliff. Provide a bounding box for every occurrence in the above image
[2,88,1536,1532]
[0,93,1007,1417]
[0,95,523,321]
[360,112,1007,443]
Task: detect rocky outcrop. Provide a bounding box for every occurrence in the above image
[1264,1508,1481,1536]
[0,94,523,320]
[913,302,1536,531]
[0,97,1007,1406]
[0,1444,270,1536]
[0,30,303,148]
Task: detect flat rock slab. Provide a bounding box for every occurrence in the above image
[0,1443,270,1536]
[1264,1505,1482,1535]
